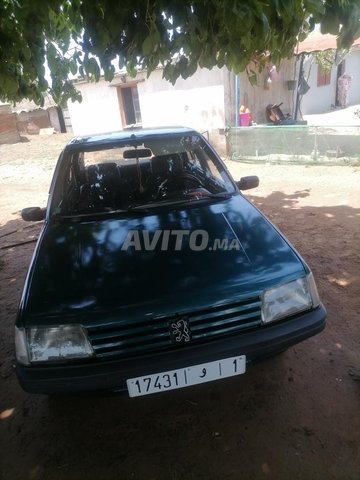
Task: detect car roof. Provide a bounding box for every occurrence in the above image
[66,126,199,151]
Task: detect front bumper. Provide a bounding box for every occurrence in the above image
[16,304,326,394]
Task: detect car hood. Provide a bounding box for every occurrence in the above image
[21,195,306,323]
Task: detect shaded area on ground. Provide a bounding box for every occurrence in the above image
[0,178,359,479]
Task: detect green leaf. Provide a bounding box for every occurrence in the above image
[103,64,115,81]
[46,43,58,73]
[0,74,19,95]
[0,0,358,105]
[87,57,100,81]
[69,59,78,76]
[305,0,325,16]
[142,31,160,56]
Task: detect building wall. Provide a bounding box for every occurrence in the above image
[138,67,227,154]
[137,67,226,131]
[236,59,296,124]
[232,48,359,121]
[67,67,228,153]
[0,104,12,115]
[62,108,73,133]
[0,112,20,144]
[17,109,51,133]
[68,68,227,136]
[67,79,123,135]
[345,49,360,105]
[300,49,360,115]
[48,107,62,132]
[300,56,337,114]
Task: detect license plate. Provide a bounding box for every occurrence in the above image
[126,355,246,397]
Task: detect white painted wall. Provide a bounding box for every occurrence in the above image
[345,49,360,105]
[300,56,337,114]
[67,79,123,135]
[301,49,360,115]
[67,67,226,136]
[138,67,226,131]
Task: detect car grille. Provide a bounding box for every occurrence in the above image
[86,296,262,360]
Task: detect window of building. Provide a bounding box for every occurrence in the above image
[317,66,331,87]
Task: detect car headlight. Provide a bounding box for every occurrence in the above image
[15,325,94,365]
[261,273,320,324]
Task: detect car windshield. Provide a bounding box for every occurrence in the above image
[51,134,236,217]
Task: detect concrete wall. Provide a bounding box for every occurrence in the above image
[62,108,73,133]
[0,113,20,144]
[67,67,228,153]
[236,59,296,124]
[17,109,51,133]
[300,56,337,114]
[231,48,359,121]
[0,104,12,115]
[67,79,123,135]
[68,68,227,135]
[138,67,227,154]
[48,107,62,132]
[138,67,226,131]
[345,49,360,105]
[300,49,360,115]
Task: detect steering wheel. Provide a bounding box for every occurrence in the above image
[157,173,205,198]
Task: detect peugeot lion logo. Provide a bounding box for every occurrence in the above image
[169,318,192,344]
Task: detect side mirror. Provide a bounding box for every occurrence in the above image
[21,207,46,222]
[236,176,259,191]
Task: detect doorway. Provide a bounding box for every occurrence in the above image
[335,60,346,106]
[117,86,142,126]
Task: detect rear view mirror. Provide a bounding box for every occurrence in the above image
[123,148,152,159]
[236,176,259,191]
[21,207,46,222]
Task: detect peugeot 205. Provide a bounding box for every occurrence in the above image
[15,127,326,396]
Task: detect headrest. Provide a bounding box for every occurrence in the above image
[87,163,120,182]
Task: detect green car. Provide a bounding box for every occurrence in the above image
[15,127,326,396]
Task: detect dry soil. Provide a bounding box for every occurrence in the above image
[0,134,359,480]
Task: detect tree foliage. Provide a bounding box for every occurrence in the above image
[0,0,359,106]
[314,50,337,74]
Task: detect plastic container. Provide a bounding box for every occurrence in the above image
[239,112,250,126]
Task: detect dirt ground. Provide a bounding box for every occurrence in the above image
[0,134,359,480]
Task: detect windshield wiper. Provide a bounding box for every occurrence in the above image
[58,192,235,219]
[128,192,234,210]
[197,192,234,199]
